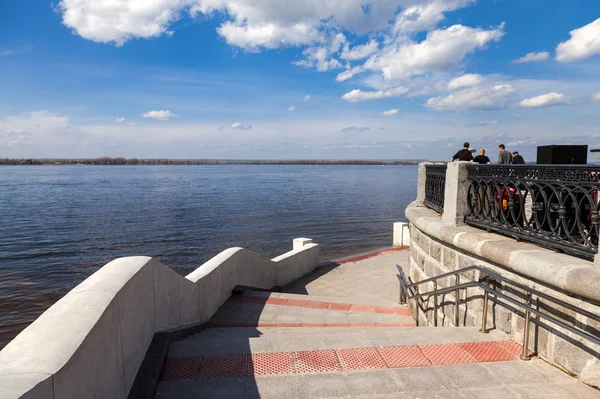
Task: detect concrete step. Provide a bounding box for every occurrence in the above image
[172,327,509,357]
[240,291,408,309]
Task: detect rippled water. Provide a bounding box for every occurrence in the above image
[0,165,417,348]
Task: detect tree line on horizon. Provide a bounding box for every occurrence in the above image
[0,157,425,166]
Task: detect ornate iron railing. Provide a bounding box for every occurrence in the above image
[465,165,600,260]
[424,164,447,214]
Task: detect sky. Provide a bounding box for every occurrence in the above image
[1,0,600,160]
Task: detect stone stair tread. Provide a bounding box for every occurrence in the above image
[241,290,407,308]
[171,327,510,357]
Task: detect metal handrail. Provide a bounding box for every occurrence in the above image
[397,264,600,360]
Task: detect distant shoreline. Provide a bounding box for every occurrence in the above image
[0,158,437,166]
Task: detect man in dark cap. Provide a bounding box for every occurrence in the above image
[451,142,474,162]
[512,151,525,164]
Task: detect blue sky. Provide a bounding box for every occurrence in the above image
[1,0,600,160]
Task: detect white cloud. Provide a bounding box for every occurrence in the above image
[556,18,600,62]
[58,124,71,129]
[294,45,343,72]
[304,95,311,101]
[336,66,364,82]
[426,84,516,111]
[217,21,322,51]
[230,122,252,130]
[364,24,505,81]
[392,0,473,34]
[116,117,126,123]
[288,106,296,111]
[519,92,570,108]
[128,122,137,126]
[381,109,399,116]
[448,74,485,90]
[477,120,498,126]
[342,86,408,102]
[340,40,378,61]
[512,51,549,64]
[141,110,179,120]
[593,92,600,101]
[340,126,371,132]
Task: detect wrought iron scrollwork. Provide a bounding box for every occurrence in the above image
[465,164,600,260]
[424,164,447,214]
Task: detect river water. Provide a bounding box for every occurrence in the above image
[0,165,417,348]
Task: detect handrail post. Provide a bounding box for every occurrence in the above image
[521,292,533,361]
[433,281,438,327]
[454,275,460,327]
[480,290,489,333]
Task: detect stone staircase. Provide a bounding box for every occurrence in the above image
[154,291,599,399]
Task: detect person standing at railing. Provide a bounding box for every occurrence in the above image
[451,142,474,162]
[472,148,491,164]
[512,151,525,164]
[498,144,513,164]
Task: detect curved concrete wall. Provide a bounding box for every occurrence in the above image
[0,239,319,399]
[406,202,600,387]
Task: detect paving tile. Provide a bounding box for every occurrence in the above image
[336,347,386,370]
[305,301,330,309]
[387,366,453,392]
[481,360,559,386]
[378,346,431,368]
[344,369,404,396]
[514,382,600,398]
[254,375,309,399]
[286,299,310,307]
[328,302,351,311]
[458,342,516,363]
[197,354,248,379]
[293,350,343,373]
[419,344,476,365]
[249,352,295,376]
[160,357,201,381]
[299,372,352,398]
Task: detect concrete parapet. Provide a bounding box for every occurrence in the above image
[393,222,410,247]
[406,201,600,387]
[0,239,320,399]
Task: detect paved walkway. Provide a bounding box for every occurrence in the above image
[154,248,600,399]
[284,248,408,305]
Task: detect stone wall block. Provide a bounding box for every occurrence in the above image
[429,240,442,261]
[442,247,456,269]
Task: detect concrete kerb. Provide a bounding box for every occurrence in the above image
[0,239,320,399]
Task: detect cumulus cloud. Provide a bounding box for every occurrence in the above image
[116,117,126,123]
[381,109,399,116]
[304,95,311,101]
[141,110,179,120]
[294,45,343,72]
[288,106,295,111]
[364,24,505,81]
[426,84,516,111]
[230,122,252,130]
[519,92,570,108]
[477,120,498,126]
[342,86,408,102]
[340,40,378,61]
[593,92,600,101]
[556,18,600,62]
[448,74,485,90]
[392,0,474,34]
[340,126,371,132]
[512,51,550,64]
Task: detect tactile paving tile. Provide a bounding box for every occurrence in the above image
[249,352,295,376]
[378,346,432,368]
[458,342,517,362]
[160,357,201,381]
[337,347,387,370]
[292,350,343,373]
[497,340,526,357]
[419,343,477,365]
[197,354,248,379]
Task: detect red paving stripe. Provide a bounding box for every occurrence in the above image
[335,247,408,264]
[161,341,523,381]
[209,322,416,328]
[228,295,412,317]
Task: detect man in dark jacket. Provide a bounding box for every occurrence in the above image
[451,142,474,162]
[512,151,525,164]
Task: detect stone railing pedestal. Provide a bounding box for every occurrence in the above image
[442,162,470,227]
[416,163,431,207]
